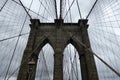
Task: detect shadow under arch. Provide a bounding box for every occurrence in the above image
[63,43,82,80]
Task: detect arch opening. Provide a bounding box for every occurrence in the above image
[63,43,82,80]
[35,43,54,80]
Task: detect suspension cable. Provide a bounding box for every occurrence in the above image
[63,0,76,19]
[38,0,54,19]
[76,0,82,19]
[68,0,72,23]
[7,36,47,79]
[0,0,9,12]
[73,35,120,77]
[12,0,50,21]
[60,0,63,19]
[0,33,29,42]
[19,0,32,19]
[67,45,78,80]
[54,0,58,19]
[41,49,50,80]
[44,0,56,19]
[62,28,120,78]
[4,14,28,80]
[86,0,98,19]
[74,49,79,80]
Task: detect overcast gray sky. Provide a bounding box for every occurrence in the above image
[0,0,120,80]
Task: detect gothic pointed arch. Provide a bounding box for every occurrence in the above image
[17,37,55,80]
[35,43,54,80]
[66,38,84,56]
[17,19,98,80]
[63,43,82,80]
[32,37,55,56]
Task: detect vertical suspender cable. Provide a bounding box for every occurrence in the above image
[60,0,63,19]
[76,0,82,19]
[54,0,58,19]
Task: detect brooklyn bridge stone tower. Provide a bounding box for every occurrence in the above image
[17,19,98,80]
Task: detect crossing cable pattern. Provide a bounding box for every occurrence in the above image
[0,0,120,80]
[63,44,81,80]
[62,26,120,80]
[0,0,9,11]
[35,44,54,80]
[11,0,50,21]
[12,0,57,22]
[4,14,29,80]
[62,0,95,22]
[0,0,56,79]
[0,0,30,80]
[88,0,120,79]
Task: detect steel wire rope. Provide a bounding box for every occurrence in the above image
[89,30,120,59]
[86,0,98,19]
[19,0,32,19]
[67,45,78,80]
[63,46,72,80]
[102,0,120,72]
[0,0,9,12]
[0,38,17,78]
[102,0,120,49]
[88,32,106,79]
[76,0,82,19]
[88,0,120,70]
[61,28,120,78]
[41,49,51,80]
[0,33,29,42]
[63,0,76,19]
[89,30,119,70]
[74,48,79,80]
[12,0,51,21]
[73,34,120,78]
[7,35,28,80]
[89,30,119,76]
[48,0,57,17]
[63,45,72,80]
[4,14,28,80]
[53,0,58,19]
[38,44,52,80]
[38,0,55,20]
[91,28,120,49]
[41,8,46,22]
[37,53,45,80]
[43,0,56,19]
[36,58,42,80]
[7,35,47,79]
[90,24,119,78]
[63,46,71,80]
[36,0,42,18]
[61,0,68,19]
[87,0,120,20]
[68,0,72,23]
